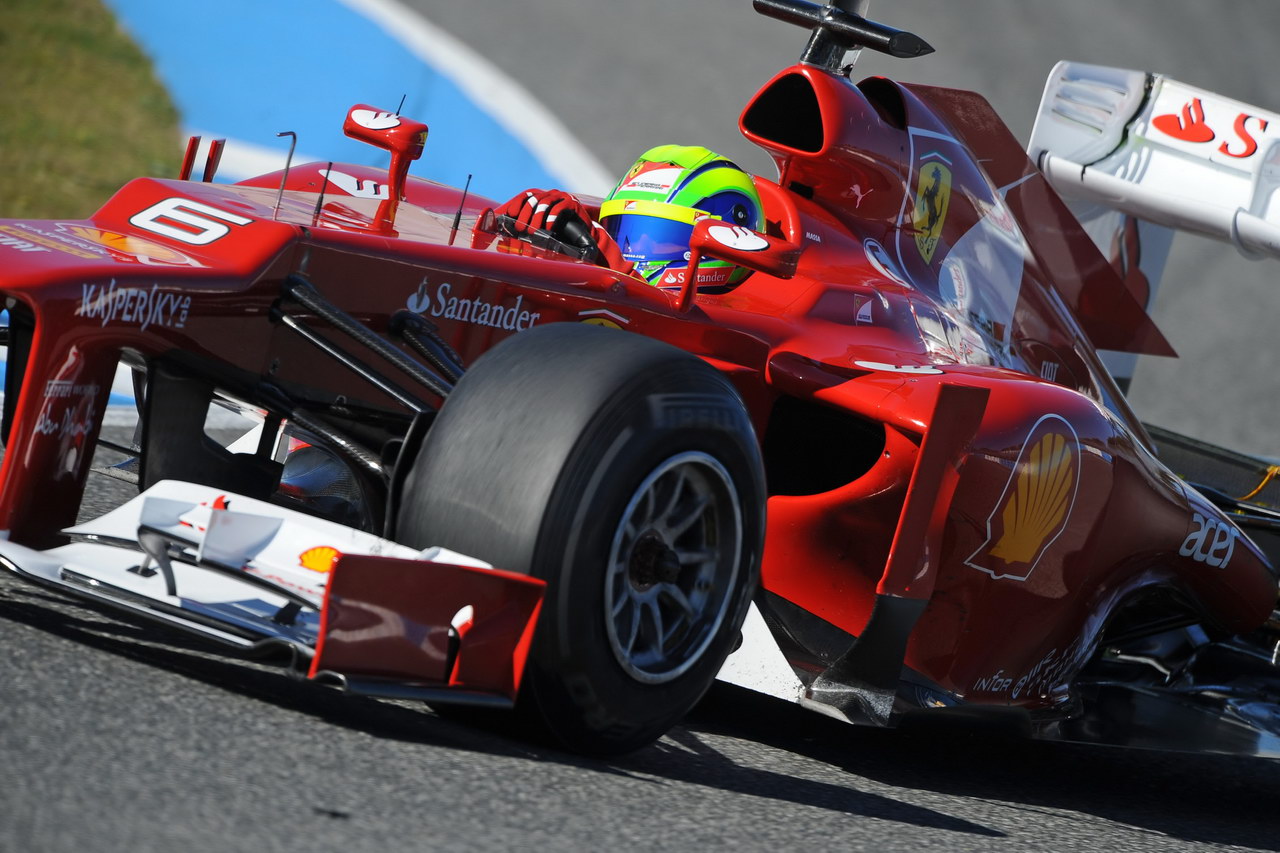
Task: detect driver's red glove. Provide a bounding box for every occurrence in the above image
[496,188,583,235]
[496,189,633,275]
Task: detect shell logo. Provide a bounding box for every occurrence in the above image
[299,545,342,573]
[966,415,1081,581]
[61,224,196,266]
[989,432,1075,562]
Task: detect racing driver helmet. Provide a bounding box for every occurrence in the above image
[599,145,763,288]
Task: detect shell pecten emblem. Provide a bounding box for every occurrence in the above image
[299,545,342,573]
[62,224,196,266]
[966,415,1081,581]
[990,432,1075,562]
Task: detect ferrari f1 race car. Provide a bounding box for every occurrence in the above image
[2,0,1279,757]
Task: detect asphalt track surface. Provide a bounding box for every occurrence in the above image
[5,4,1280,852]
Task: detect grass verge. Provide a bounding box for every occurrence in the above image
[0,0,180,219]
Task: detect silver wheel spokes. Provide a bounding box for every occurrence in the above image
[605,452,742,684]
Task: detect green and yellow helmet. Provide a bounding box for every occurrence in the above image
[600,145,763,287]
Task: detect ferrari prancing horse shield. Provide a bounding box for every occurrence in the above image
[913,158,952,263]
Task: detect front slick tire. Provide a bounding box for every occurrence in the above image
[397,323,764,755]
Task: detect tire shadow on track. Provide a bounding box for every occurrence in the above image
[0,580,537,755]
[0,580,999,838]
[683,683,1280,851]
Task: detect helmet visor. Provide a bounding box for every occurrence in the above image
[600,199,711,265]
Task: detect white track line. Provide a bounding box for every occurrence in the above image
[336,0,614,195]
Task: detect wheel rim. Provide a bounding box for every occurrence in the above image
[604,451,743,684]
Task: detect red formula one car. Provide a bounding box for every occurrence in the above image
[1,0,1278,756]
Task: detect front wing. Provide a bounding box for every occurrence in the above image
[0,480,544,707]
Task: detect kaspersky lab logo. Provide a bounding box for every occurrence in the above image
[966,414,1081,582]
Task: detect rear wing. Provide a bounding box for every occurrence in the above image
[1030,61,1280,258]
[1028,62,1280,386]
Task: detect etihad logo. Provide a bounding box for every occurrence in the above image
[912,155,952,263]
[966,415,1081,581]
[299,546,342,573]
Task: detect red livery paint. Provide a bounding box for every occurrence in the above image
[2,0,1277,757]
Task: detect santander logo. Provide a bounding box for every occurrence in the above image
[1152,96,1270,160]
[1152,97,1215,143]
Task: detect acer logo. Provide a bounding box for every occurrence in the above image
[1179,511,1239,568]
[1152,96,1270,159]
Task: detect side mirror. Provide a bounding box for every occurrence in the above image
[676,218,803,311]
[342,105,429,227]
[343,105,428,160]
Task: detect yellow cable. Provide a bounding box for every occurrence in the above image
[1238,464,1280,503]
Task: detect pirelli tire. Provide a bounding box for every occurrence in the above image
[396,322,765,755]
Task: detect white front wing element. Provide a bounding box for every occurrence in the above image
[0,480,490,649]
[715,602,805,703]
[67,480,425,607]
